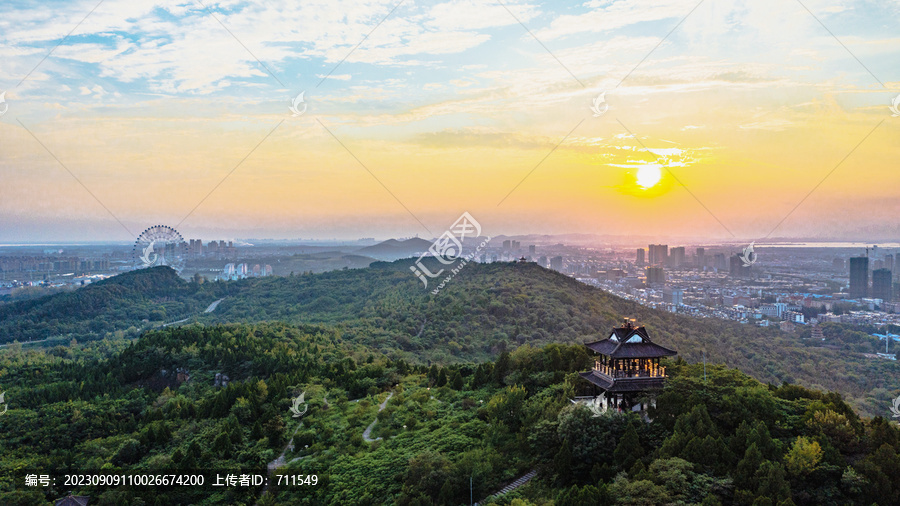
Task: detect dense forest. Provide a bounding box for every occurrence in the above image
[1,323,899,505]
[1,262,898,418]
[0,268,222,343]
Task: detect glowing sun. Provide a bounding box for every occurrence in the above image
[636,166,662,189]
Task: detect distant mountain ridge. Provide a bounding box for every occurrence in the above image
[355,237,433,260]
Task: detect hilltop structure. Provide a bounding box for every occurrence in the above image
[579,319,677,412]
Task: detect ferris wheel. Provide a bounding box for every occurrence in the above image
[132,225,187,273]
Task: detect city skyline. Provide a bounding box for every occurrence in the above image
[1,0,898,242]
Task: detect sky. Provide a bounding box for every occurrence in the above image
[0,0,898,243]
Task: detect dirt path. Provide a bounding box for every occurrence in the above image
[362,391,393,442]
[259,390,393,503]
[268,421,304,472]
[258,416,306,503]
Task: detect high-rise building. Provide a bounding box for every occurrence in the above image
[636,248,646,266]
[646,266,665,285]
[669,247,685,268]
[849,256,869,299]
[729,255,750,278]
[696,247,705,270]
[714,253,726,271]
[188,239,203,256]
[502,240,511,250]
[528,245,536,255]
[873,268,892,302]
[648,244,668,266]
[885,254,894,274]
[550,256,563,271]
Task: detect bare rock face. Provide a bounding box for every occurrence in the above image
[214,372,230,388]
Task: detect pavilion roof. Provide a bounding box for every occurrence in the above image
[55,496,90,506]
[583,323,677,359]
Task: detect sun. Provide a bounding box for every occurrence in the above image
[636,166,662,189]
[612,160,675,197]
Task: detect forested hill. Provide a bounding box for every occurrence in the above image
[0,267,221,343]
[1,261,898,417]
[201,259,899,418]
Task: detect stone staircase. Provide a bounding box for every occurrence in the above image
[479,470,536,503]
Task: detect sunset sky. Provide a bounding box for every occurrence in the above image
[1,0,898,242]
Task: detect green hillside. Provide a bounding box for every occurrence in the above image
[200,260,899,418]
[1,323,899,505]
[1,261,898,418]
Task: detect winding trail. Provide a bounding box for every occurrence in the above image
[267,396,306,473]
[362,391,393,442]
[267,423,303,472]
[259,413,307,502]
[259,390,393,503]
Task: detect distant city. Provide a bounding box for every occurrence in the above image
[580,244,897,335]
[2,237,898,351]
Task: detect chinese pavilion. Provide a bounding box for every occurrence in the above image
[579,319,677,412]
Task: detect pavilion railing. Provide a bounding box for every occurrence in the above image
[592,363,666,379]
